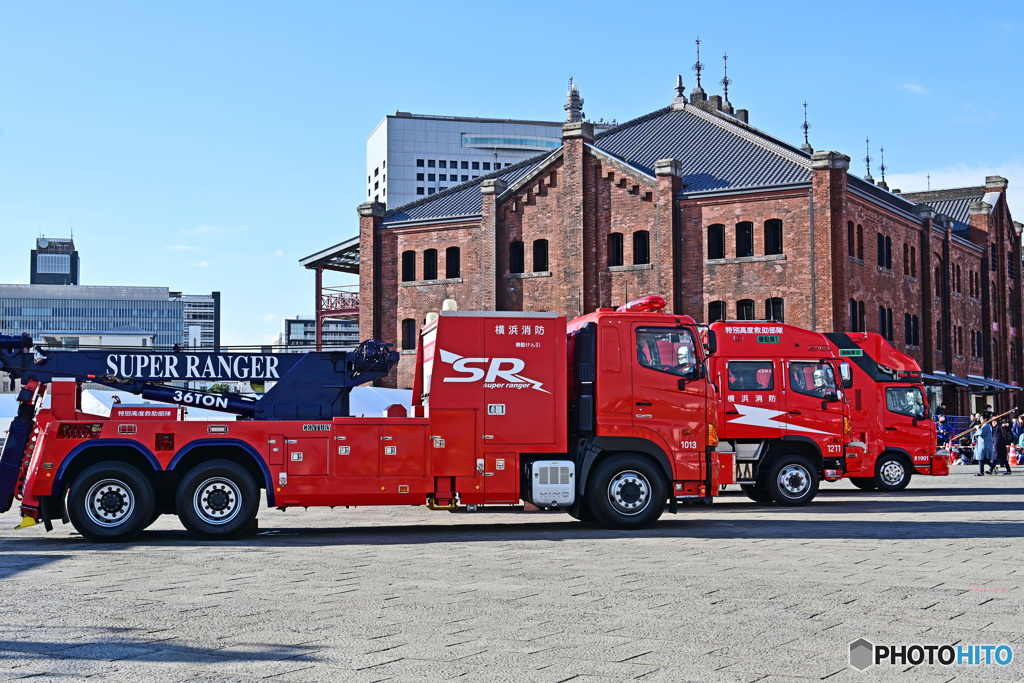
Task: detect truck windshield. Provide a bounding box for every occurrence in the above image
[886,386,925,418]
[788,362,837,398]
[636,327,698,377]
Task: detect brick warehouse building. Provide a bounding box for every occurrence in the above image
[350,79,1022,413]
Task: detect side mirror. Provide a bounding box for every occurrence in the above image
[706,330,718,356]
[912,418,919,427]
[677,377,687,391]
[840,362,853,389]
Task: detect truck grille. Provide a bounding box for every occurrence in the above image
[539,466,571,486]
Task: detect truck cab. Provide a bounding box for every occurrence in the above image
[564,296,720,525]
[824,332,943,491]
[709,321,852,505]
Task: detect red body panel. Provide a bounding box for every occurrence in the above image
[825,332,940,478]
[709,322,850,472]
[18,308,720,519]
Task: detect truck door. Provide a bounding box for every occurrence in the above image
[882,385,930,468]
[631,325,706,480]
[784,360,845,457]
[721,359,782,438]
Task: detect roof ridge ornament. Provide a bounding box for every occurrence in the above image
[720,52,733,114]
[691,35,706,99]
[878,145,889,190]
[864,136,874,183]
[672,74,687,109]
[800,100,813,153]
[564,76,584,123]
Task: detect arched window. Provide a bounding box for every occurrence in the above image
[905,313,912,345]
[608,232,624,266]
[707,225,725,260]
[858,301,865,333]
[633,231,650,265]
[736,299,755,320]
[877,233,885,267]
[736,222,753,258]
[912,316,919,347]
[765,297,784,322]
[401,318,417,350]
[509,241,524,274]
[856,225,864,259]
[934,266,942,296]
[445,246,461,279]
[850,299,858,332]
[764,219,783,255]
[880,306,887,337]
[401,250,416,282]
[847,221,855,257]
[533,239,549,272]
[708,300,726,323]
[423,249,438,280]
[885,236,892,269]
[903,244,909,273]
[910,247,916,277]
[956,265,962,293]
[971,330,977,358]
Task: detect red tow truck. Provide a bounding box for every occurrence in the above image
[708,321,853,505]
[824,332,944,490]
[2,296,724,541]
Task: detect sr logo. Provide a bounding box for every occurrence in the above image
[439,349,549,393]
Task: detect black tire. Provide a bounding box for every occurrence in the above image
[176,459,259,540]
[850,477,876,491]
[764,455,819,506]
[585,455,666,530]
[66,462,155,542]
[875,453,913,492]
[741,483,774,504]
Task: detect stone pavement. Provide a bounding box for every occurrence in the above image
[0,467,1021,682]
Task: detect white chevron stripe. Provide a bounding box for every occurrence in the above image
[726,403,833,435]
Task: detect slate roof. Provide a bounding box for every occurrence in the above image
[901,187,987,233]
[380,102,820,226]
[593,105,812,193]
[382,154,552,225]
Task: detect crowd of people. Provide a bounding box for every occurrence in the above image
[937,406,1016,476]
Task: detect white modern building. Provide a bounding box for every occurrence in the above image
[277,315,359,350]
[366,110,614,209]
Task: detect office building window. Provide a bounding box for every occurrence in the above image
[401,319,416,350]
[417,159,424,167]
[446,247,460,279]
[764,219,783,255]
[461,175,468,182]
[533,239,549,272]
[736,299,755,321]
[439,174,446,182]
[509,241,525,274]
[736,222,753,258]
[608,232,624,267]
[461,161,469,169]
[428,160,435,168]
[416,187,424,195]
[423,249,438,280]
[416,173,424,181]
[401,251,416,282]
[707,224,725,260]
[483,162,490,170]
[472,161,480,170]
[633,231,650,265]
[439,160,446,168]
[427,188,435,195]
[428,174,435,181]
[708,300,726,323]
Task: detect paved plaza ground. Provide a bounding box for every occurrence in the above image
[0,467,1021,682]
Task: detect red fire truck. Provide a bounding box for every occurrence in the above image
[2,296,723,541]
[708,321,853,505]
[824,332,944,490]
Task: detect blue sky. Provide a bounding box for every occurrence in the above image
[2,1,1021,345]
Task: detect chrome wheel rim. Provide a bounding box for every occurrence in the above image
[193,477,241,525]
[776,464,810,498]
[86,478,135,527]
[880,460,905,487]
[607,470,651,516]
